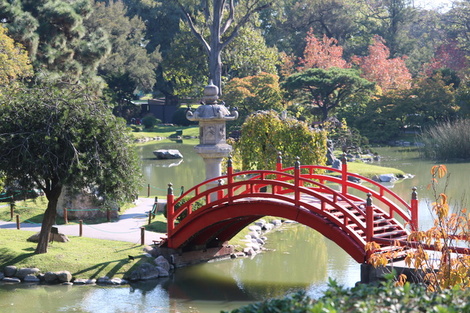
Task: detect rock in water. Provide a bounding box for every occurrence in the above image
[153,149,183,159]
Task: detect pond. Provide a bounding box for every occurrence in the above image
[1,143,468,313]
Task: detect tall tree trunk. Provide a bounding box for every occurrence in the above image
[35,185,62,254]
[209,50,222,95]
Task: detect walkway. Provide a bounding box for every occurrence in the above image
[0,198,167,246]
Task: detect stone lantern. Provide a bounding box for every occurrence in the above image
[186,83,238,193]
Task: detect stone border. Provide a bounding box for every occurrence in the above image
[0,219,289,286]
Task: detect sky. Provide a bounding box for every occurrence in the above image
[414,0,454,11]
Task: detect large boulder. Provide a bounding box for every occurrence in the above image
[56,271,72,283]
[44,272,58,283]
[23,274,40,283]
[154,256,170,273]
[153,149,183,159]
[15,268,40,280]
[4,265,17,277]
[27,232,70,243]
[128,263,160,281]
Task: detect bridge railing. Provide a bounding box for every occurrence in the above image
[166,155,419,246]
[246,156,417,230]
[166,168,371,246]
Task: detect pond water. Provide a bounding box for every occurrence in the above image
[1,143,469,313]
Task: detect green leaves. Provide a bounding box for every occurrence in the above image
[232,110,327,171]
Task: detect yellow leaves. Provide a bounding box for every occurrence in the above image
[368,253,389,267]
[403,164,470,291]
[394,274,407,287]
[431,164,447,179]
[0,25,33,86]
[365,241,381,252]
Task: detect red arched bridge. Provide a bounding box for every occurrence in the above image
[162,156,419,263]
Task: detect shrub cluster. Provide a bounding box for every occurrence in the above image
[226,276,470,313]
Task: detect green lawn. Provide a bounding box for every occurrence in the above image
[347,161,405,178]
[0,229,150,279]
[131,125,199,140]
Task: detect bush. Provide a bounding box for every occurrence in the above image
[142,115,161,129]
[172,107,195,126]
[226,276,470,313]
[163,195,205,222]
[420,119,470,160]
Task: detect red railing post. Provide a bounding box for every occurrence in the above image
[227,156,233,203]
[217,179,224,200]
[411,187,419,231]
[166,183,175,247]
[275,152,282,194]
[294,157,300,206]
[276,151,283,171]
[366,193,373,242]
[341,154,348,195]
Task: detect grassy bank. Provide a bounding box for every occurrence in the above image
[0,229,147,279]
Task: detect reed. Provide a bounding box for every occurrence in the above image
[420,119,470,160]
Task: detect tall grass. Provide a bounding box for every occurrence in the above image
[420,119,470,160]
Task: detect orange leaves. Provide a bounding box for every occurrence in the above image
[352,35,411,93]
[297,28,349,71]
[404,164,470,291]
[431,164,447,179]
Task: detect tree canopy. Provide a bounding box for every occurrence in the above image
[172,0,273,94]
[0,0,110,88]
[85,0,162,104]
[0,83,141,254]
[0,25,33,87]
[283,67,376,121]
[231,110,327,171]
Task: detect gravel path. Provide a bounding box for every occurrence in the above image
[0,198,167,246]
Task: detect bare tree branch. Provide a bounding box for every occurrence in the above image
[174,0,211,54]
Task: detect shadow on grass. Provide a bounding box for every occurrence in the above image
[72,255,146,279]
[0,248,35,267]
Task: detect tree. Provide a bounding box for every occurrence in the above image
[223,72,285,125]
[423,40,469,77]
[0,0,110,88]
[260,0,365,57]
[297,28,350,71]
[172,0,273,94]
[0,25,33,87]
[85,0,162,104]
[231,110,327,171]
[283,67,376,121]
[223,25,280,79]
[352,35,412,93]
[409,72,458,123]
[444,0,470,55]
[0,83,141,254]
[160,17,280,99]
[359,0,416,58]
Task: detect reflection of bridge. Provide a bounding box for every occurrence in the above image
[161,156,419,263]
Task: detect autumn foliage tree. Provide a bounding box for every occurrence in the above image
[368,165,470,292]
[223,72,285,125]
[0,25,32,87]
[281,29,349,76]
[352,35,412,93]
[298,28,350,71]
[423,40,469,78]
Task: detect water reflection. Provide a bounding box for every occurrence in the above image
[137,143,205,197]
